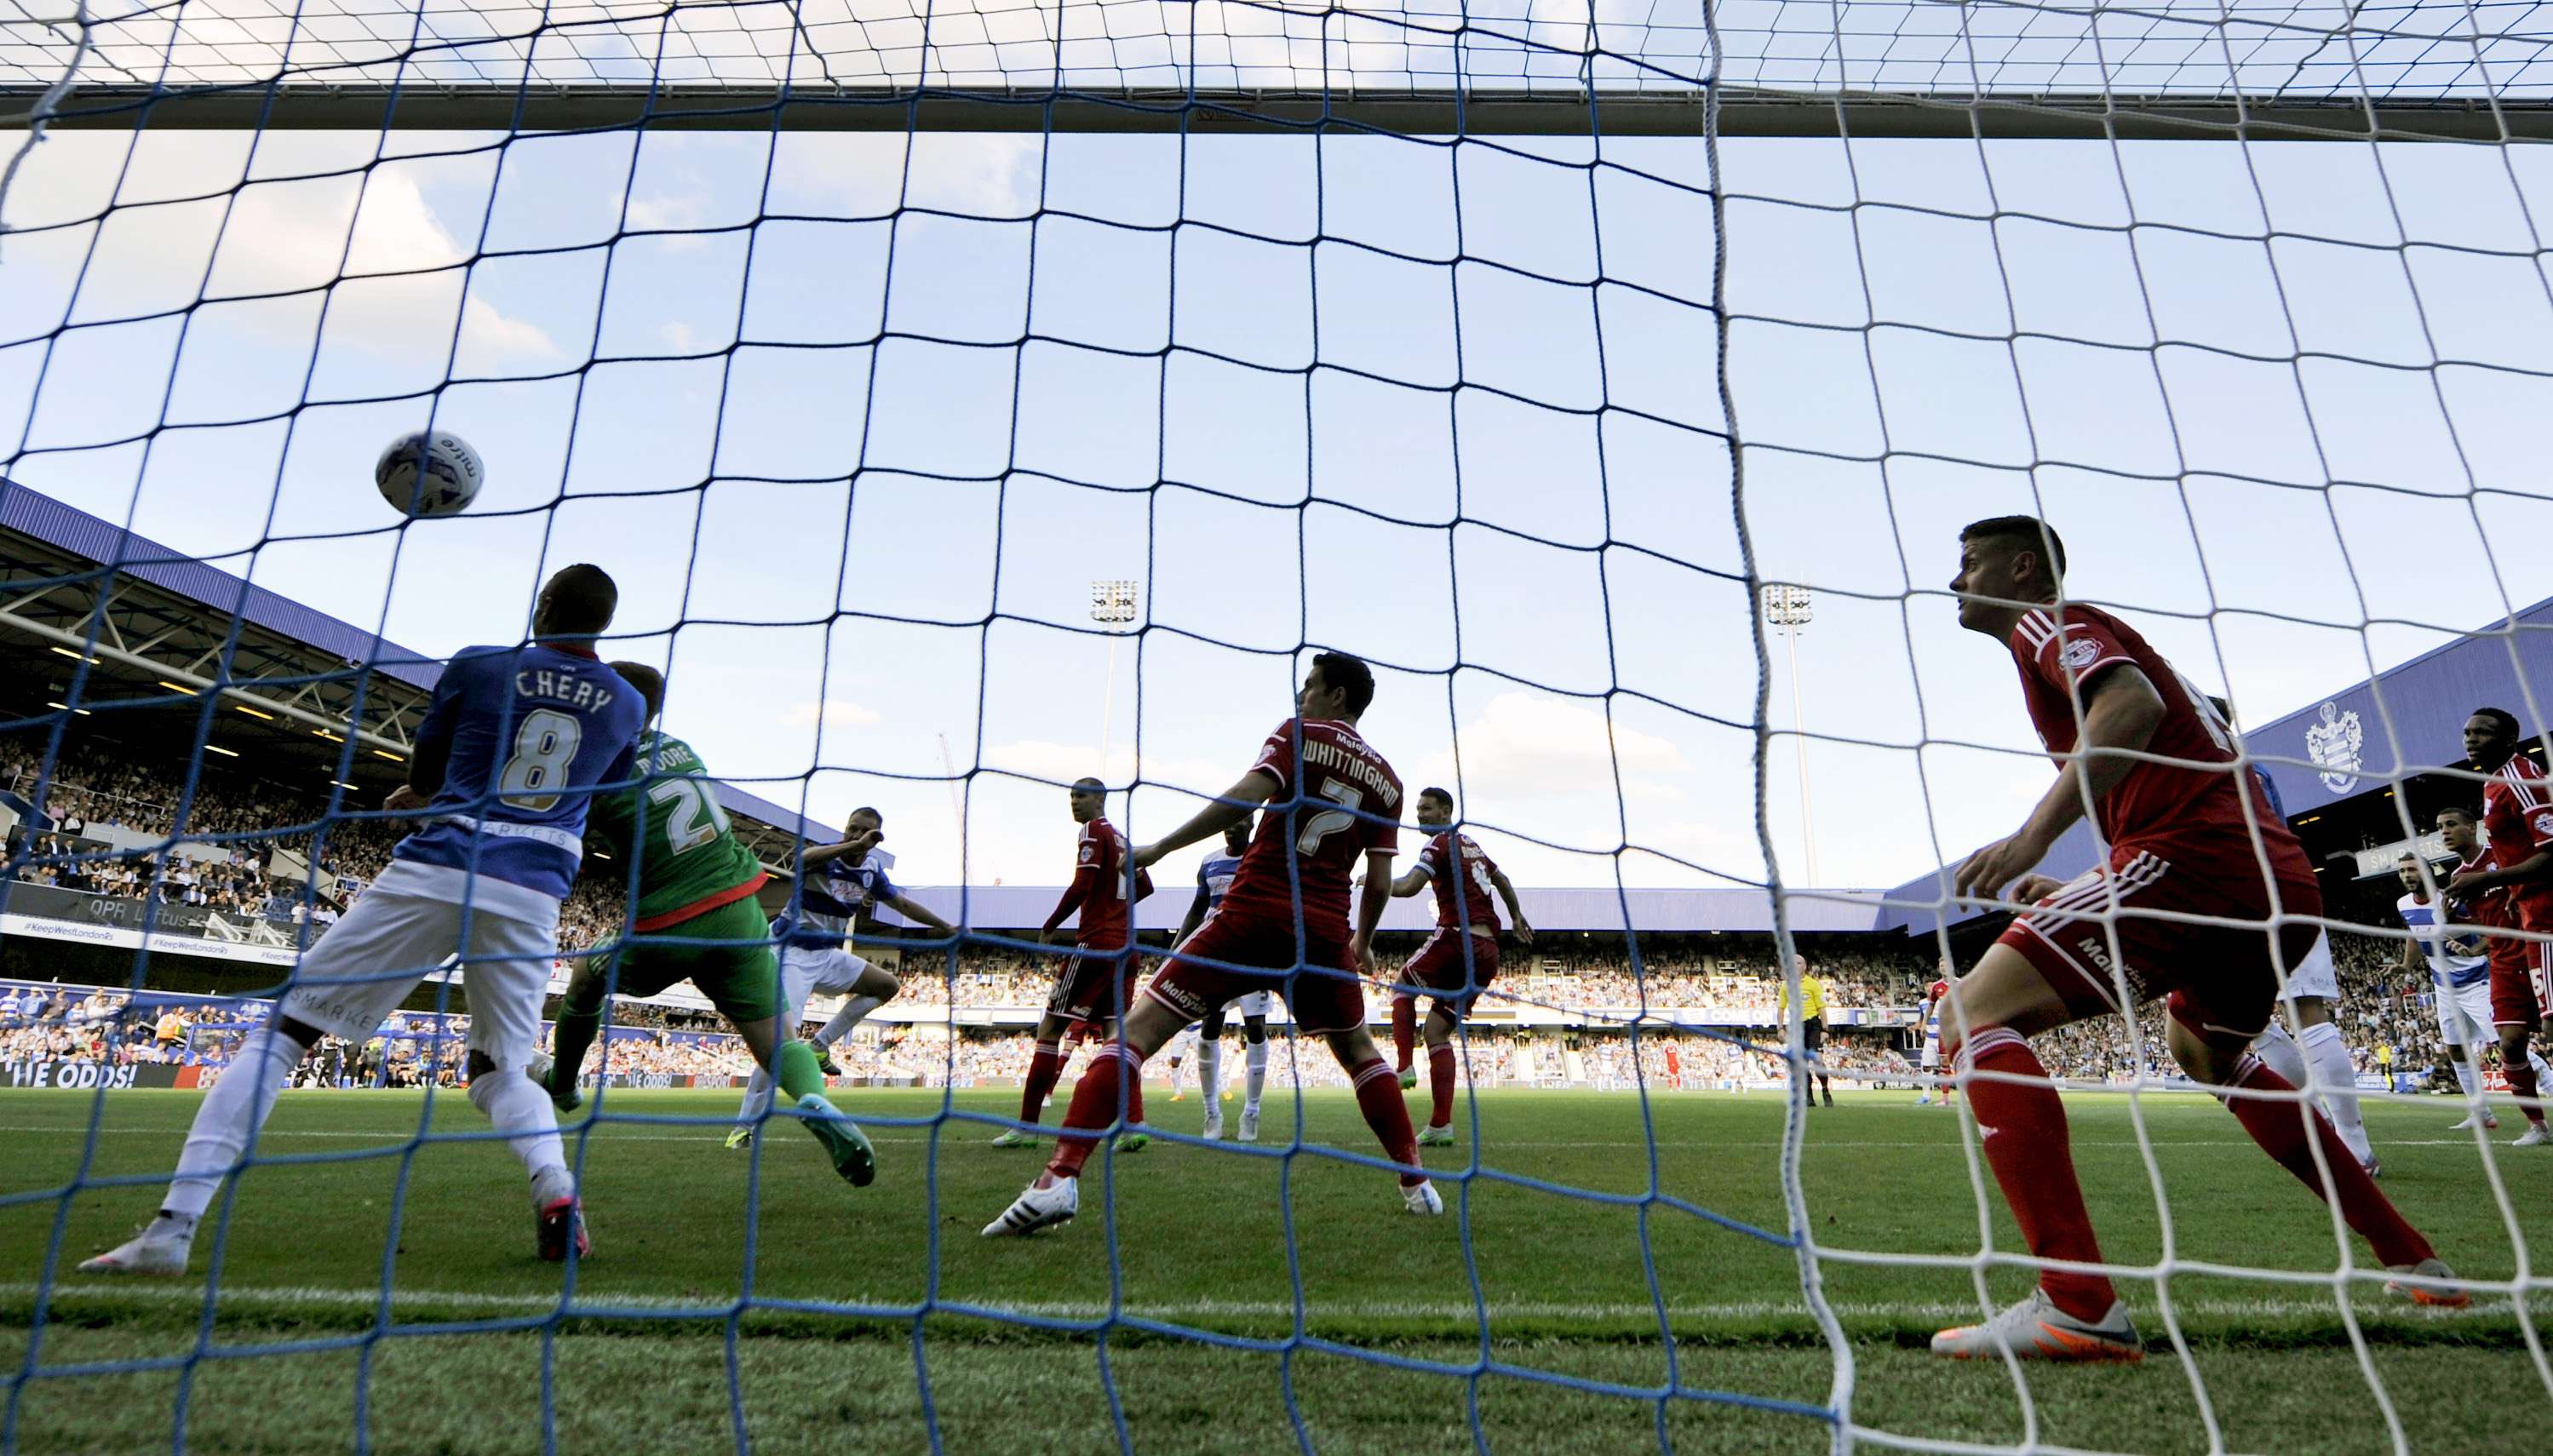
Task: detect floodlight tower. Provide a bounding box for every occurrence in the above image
[1760,582,1818,886]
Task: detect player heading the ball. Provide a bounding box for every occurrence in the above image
[984,651,1440,1236]
[1931,516,2465,1362]
[84,565,644,1275]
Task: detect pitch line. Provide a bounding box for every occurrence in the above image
[0,1126,2514,1150]
[0,1281,2530,1323]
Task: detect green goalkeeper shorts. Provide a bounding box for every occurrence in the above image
[596,896,783,1025]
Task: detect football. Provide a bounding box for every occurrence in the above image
[373,430,484,519]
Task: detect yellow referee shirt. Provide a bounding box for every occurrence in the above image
[1781,974,1827,1021]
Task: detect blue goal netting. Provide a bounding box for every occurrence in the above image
[5,1,2553,1452]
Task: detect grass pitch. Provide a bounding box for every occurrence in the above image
[2,1084,2544,1453]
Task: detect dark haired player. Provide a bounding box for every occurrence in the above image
[87,565,643,1273]
[2447,712,2553,1147]
[1385,787,1530,1144]
[1929,517,2463,1361]
[994,777,1155,1147]
[984,652,1438,1235]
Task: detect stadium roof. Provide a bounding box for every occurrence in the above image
[879,884,1888,935]
[0,479,835,851]
[1873,593,2553,936]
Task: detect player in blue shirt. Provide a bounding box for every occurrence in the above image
[85,565,644,1276]
[1176,821,1267,1141]
[727,805,953,1147]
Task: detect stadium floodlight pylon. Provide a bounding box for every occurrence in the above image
[4,0,2552,139]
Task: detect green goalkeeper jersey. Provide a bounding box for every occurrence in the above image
[584,730,769,930]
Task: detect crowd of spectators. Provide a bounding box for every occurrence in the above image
[0,737,2505,1096]
[0,982,261,1069]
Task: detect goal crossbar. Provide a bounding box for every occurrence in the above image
[8,84,2551,139]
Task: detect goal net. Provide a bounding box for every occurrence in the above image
[3,0,2550,1451]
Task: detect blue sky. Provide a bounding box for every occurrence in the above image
[6,120,2553,896]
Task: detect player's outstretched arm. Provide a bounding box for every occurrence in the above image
[1956,666,2165,902]
[798,838,863,868]
[1386,864,1430,897]
[1133,770,1280,868]
[1490,867,1534,945]
[885,891,955,937]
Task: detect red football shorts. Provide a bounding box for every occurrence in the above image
[1997,840,2322,1052]
[1047,939,1140,1026]
[1400,926,1500,1015]
[1140,904,1365,1035]
[2485,928,2545,1029]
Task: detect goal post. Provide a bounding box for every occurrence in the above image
[5,0,2550,1451]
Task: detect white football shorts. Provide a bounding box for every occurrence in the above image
[2277,933,2338,1003]
[780,943,874,1026]
[2433,976,2495,1051]
[278,862,559,1075]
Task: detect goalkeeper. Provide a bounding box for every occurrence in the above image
[545,662,874,1187]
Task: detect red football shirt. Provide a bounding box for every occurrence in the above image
[2006,604,2309,880]
[2454,849,2515,931]
[1224,718,1403,933]
[2481,758,2553,931]
[1417,830,1503,931]
[1069,817,1146,949]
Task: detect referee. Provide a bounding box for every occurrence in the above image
[1781,954,1834,1108]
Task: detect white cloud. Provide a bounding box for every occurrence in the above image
[5,135,559,368]
[783,700,884,730]
[1419,691,1691,797]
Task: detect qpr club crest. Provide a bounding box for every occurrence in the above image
[2304,700,2364,793]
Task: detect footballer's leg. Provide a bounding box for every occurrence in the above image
[736,943,821,1147]
[997,1009,1074,1146]
[452,909,587,1263]
[2169,1000,2463,1307]
[1197,1007,1228,1140]
[1239,1012,1270,1141]
[697,914,874,1187]
[1927,941,2140,1360]
[984,989,1190,1237]
[84,891,446,1276]
[812,959,899,1071]
[545,952,615,1115]
[1392,991,1419,1087]
[1418,1000,1460,1145]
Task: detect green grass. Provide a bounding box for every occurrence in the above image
[3,1086,2545,1453]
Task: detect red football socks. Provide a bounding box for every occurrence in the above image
[1046,1040,1145,1180]
[1349,1057,1423,1186]
[1391,995,1417,1073]
[1428,1043,1457,1129]
[1020,1039,1063,1126]
[2224,1054,2433,1267]
[1960,1027,2117,1323]
[2504,1054,2548,1127]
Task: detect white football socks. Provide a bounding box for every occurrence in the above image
[2298,1020,2372,1165]
[813,995,885,1051]
[163,1024,301,1223]
[2450,1055,2484,1100]
[1197,1035,1225,1103]
[1244,1037,1269,1113]
[2251,1020,2309,1093]
[735,1065,777,1127]
[468,1063,571,1204]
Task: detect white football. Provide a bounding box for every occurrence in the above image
[374,430,484,519]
